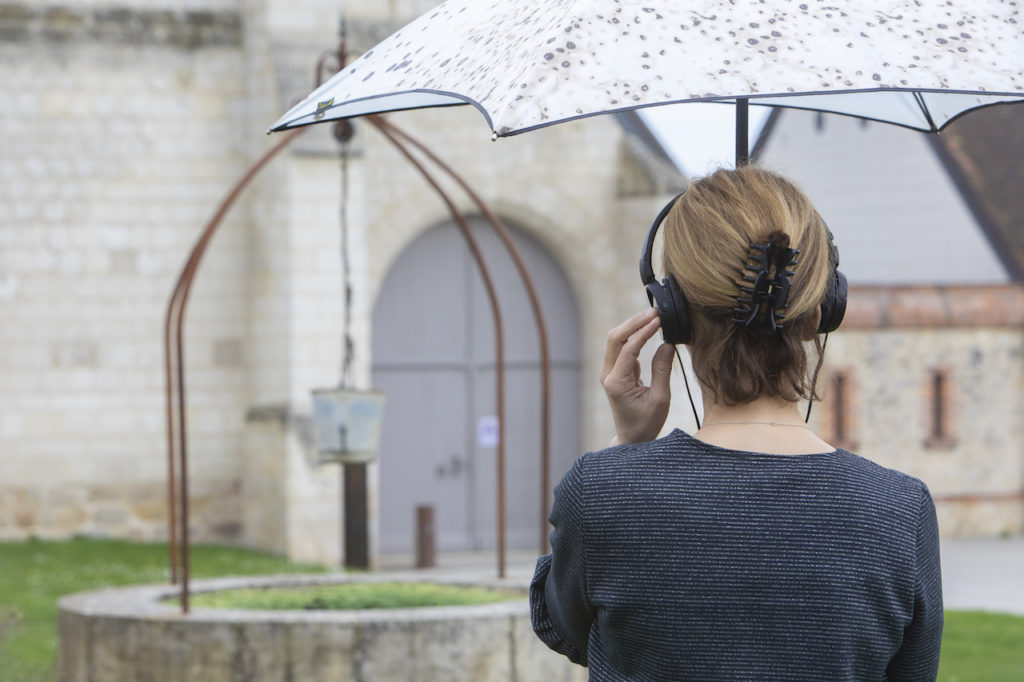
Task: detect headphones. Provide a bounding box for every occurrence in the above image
[639,193,848,345]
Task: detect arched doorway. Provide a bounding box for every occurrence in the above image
[371,218,582,553]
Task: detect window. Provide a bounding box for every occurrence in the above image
[822,369,857,450]
[924,368,956,449]
[832,373,850,444]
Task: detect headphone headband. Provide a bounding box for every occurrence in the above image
[639,193,684,285]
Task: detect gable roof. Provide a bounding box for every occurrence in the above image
[930,103,1024,280]
[614,111,687,194]
[753,107,1009,285]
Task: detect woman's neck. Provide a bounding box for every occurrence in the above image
[702,396,806,426]
[694,396,834,455]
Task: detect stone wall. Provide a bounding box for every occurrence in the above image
[0,3,252,543]
[810,285,1024,537]
[0,4,243,46]
[59,574,588,682]
[0,1,678,558]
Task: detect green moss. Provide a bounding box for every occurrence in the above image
[187,582,519,610]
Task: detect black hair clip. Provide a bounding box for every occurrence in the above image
[732,238,799,333]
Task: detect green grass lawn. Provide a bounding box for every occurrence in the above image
[2,537,1023,681]
[0,536,326,682]
[938,610,1024,681]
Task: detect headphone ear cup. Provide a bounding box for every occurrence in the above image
[664,274,693,344]
[647,275,692,345]
[818,269,848,334]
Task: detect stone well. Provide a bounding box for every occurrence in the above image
[58,573,586,682]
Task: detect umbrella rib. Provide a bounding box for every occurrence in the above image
[913,91,939,133]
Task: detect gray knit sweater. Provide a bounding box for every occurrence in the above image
[530,430,942,681]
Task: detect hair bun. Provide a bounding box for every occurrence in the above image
[767,231,791,272]
[767,231,790,252]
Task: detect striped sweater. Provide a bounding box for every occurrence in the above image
[530,429,942,681]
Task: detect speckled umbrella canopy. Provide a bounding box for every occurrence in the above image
[270,0,1023,138]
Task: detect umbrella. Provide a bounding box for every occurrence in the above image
[269,0,1023,161]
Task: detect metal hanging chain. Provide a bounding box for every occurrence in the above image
[339,132,354,390]
[334,11,355,390]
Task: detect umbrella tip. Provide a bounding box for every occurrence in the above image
[491,131,498,142]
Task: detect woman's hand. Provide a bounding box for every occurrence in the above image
[601,308,676,445]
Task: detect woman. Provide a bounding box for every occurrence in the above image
[530,167,942,680]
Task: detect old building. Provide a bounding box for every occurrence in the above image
[0,0,682,563]
[1,1,1019,565]
[757,105,1024,537]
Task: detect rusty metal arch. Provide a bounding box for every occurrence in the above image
[164,40,554,612]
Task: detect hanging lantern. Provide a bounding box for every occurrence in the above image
[311,388,386,464]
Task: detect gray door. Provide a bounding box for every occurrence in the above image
[372,219,582,553]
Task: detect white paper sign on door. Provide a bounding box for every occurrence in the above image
[477,415,499,448]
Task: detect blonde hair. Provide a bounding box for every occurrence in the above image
[662,166,835,405]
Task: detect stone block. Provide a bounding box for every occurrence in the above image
[212,338,243,367]
[407,616,509,682]
[512,615,589,682]
[14,508,35,530]
[58,610,91,681]
[284,621,359,681]
[130,493,167,524]
[0,410,24,437]
[93,505,130,528]
[108,248,138,274]
[50,340,98,368]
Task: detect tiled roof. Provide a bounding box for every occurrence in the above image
[844,284,1024,328]
[931,103,1024,280]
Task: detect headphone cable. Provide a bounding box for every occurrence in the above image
[674,332,825,429]
[674,346,702,429]
[804,332,829,423]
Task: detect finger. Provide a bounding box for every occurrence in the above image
[609,315,661,383]
[648,343,675,400]
[633,359,642,387]
[601,308,658,380]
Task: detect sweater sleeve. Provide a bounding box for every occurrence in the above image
[886,484,944,681]
[529,455,595,666]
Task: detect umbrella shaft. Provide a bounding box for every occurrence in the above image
[736,98,749,166]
